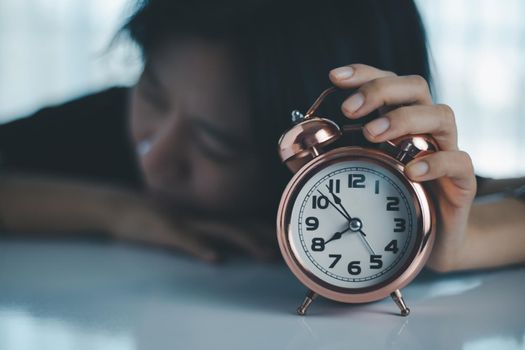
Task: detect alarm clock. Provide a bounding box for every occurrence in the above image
[276,87,437,316]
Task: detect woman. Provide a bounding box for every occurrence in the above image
[0,0,524,270]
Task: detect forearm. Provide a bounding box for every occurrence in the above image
[452,198,525,271]
[0,173,222,262]
[0,173,143,235]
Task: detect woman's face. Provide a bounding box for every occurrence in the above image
[129,39,262,214]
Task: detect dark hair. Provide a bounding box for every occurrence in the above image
[122,0,431,220]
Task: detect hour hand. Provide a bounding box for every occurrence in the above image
[325,227,350,244]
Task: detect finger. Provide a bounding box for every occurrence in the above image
[363,104,458,151]
[340,75,432,119]
[329,63,397,88]
[405,151,477,193]
[188,221,275,261]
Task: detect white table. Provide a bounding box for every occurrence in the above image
[0,238,524,350]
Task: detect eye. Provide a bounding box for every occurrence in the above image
[137,75,171,114]
[192,129,242,164]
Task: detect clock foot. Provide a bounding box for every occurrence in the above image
[390,289,410,317]
[297,290,318,316]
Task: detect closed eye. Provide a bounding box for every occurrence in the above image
[192,118,251,164]
[138,65,171,113]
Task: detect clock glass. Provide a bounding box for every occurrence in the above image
[289,158,420,290]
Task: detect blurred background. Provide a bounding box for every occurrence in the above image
[0,0,523,178]
[0,2,524,349]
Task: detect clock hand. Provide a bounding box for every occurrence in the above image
[325,227,351,244]
[316,189,351,222]
[325,184,353,221]
[317,186,374,253]
[358,229,376,255]
[322,185,376,255]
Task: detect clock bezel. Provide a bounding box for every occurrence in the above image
[277,146,435,303]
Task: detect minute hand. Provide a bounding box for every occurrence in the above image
[358,229,375,254]
[325,185,367,238]
[316,189,351,222]
[325,185,353,221]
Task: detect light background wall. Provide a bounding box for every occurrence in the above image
[0,0,523,178]
[416,0,525,178]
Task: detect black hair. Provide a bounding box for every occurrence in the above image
[122,0,431,220]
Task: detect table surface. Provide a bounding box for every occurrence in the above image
[0,238,524,350]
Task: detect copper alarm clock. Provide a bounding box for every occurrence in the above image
[276,87,437,316]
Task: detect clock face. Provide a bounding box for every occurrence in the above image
[289,159,420,290]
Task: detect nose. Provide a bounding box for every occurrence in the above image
[140,111,192,183]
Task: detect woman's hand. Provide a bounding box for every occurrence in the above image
[329,63,477,272]
[110,193,277,263]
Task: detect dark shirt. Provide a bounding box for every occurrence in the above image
[0,88,142,188]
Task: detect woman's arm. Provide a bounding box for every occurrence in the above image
[0,173,129,233]
[450,197,525,271]
[0,173,274,261]
[0,173,222,260]
[427,176,525,272]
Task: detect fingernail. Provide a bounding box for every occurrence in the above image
[365,117,390,136]
[407,161,429,177]
[331,66,354,80]
[342,92,365,114]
